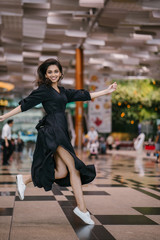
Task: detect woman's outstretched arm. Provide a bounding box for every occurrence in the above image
[90,82,117,99]
[0,105,22,122]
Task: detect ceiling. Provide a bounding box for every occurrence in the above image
[0,0,160,98]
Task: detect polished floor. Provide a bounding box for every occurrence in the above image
[0,149,160,240]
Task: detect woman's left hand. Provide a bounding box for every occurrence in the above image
[0,115,6,122]
[107,82,117,94]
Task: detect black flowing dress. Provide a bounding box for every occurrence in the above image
[19,84,96,191]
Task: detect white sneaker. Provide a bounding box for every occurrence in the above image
[73,207,95,225]
[16,175,26,200]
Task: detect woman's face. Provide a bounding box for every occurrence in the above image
[45,64,61,83]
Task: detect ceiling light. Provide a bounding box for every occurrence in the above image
[131,33,152,40]
[147,46,158,52]
[23,18,46,38]
[103,61,115,68]
[152,11,160,18]
[47,13,69,25]
[132,52,150,59]
[85,38,105,46]
[79,0,104,8]
[43,43,61,50]
[65,30,87,38]
[23,51,40,58]
[147,39,160,45]
[89,58,105,64]
[60,49,75,55]
[111,53,128,59]
[6,54,23,62]
[123,58,139,65]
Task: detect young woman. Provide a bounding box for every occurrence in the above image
[0,58,117,225]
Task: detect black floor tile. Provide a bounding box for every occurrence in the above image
[0,182,16,185]
[0,191,15,196]
[127,179,143,184]
[82,191,110,195]
[149,184,160,188]
[0,208,13,216]
[91,225,116,240]
[0,173,17,175]
[150,188,160,193]
[52,186,63,195]
[15,195,56,201]
[96,184,126,187]
[59,186,69,191]
[146,175,160,178]
[133,184,144,188]
[95,215,158,225]
[134,188,160,200]
[65,196,76,201]
[133,207,160,215]
[58,201,76,207]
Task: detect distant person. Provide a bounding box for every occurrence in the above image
[87,126,98,142]
[99,136,106,154]
[17,136,24,153]
[138,122,142,134]
[155,124,160,163]
[134,133,145,176]
[115,137,120,150]
[1,119,14,165]
[16,136,24,163]
[9,138,16,161]
[87,127,99,159]
[107,135,114,150]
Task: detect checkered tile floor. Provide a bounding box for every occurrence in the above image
[0,150,160,240]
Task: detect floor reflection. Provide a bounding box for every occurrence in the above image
[76,225,94,239]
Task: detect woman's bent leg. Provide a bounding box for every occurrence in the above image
[23,174,32,185]
[54,152,68,179]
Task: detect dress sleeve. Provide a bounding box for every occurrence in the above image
[19,85,47,112]
[65,88,91,103]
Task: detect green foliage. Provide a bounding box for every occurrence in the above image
[112,79,160,106]
[112,79,160,133]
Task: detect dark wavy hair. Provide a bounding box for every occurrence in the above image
[36,58,63,86]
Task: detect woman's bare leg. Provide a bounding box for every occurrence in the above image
[56,146,87,212]
[21,153,68,186]
[54,152,68,179]
[22,175,32,185]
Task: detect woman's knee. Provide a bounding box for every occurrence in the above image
[55,169,68,179]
